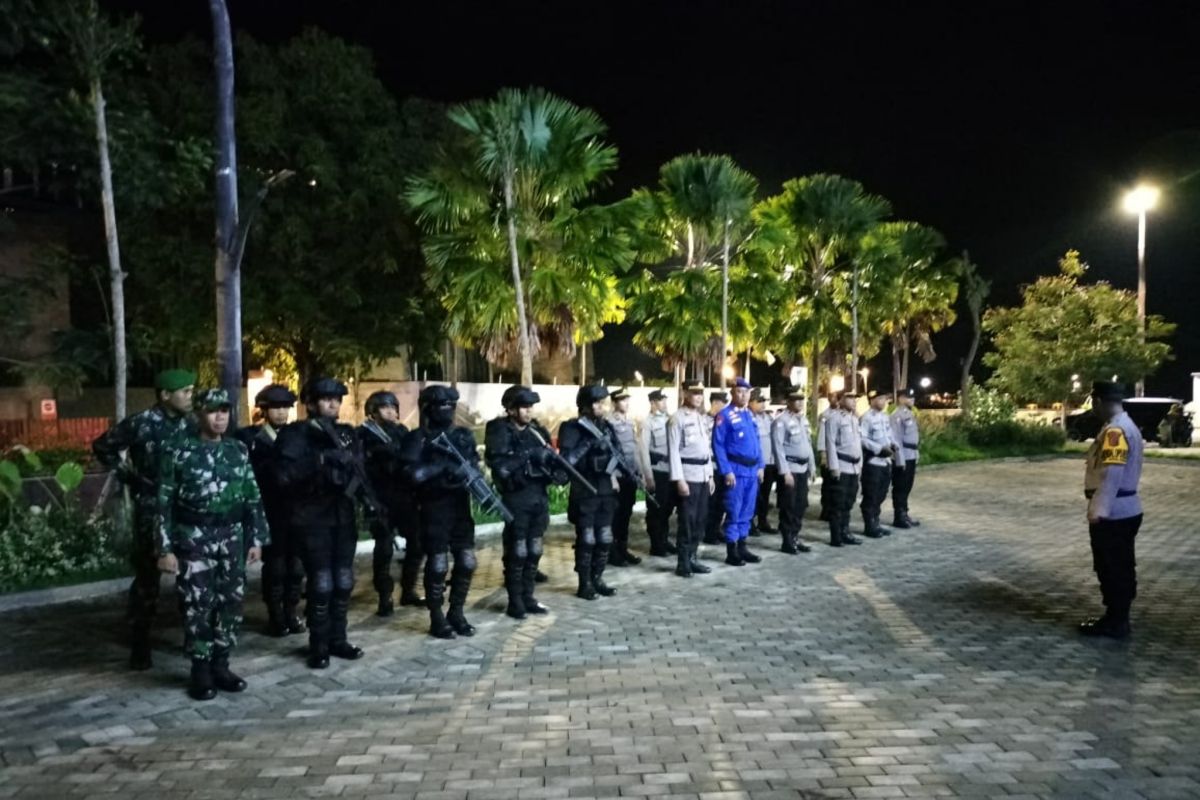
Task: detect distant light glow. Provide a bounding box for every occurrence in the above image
[1122,184,1159,214]
[830,373,845,393]
[919,377,932,389]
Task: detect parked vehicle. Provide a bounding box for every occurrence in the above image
[1065,397,1187,443]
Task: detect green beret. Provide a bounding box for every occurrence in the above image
[155,368,196,392]
[194,388,232,411]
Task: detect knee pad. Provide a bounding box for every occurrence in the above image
[529,537,544,558]
[334,566,354,593]
[311,569,334,596]
[579,527,595,547]
[513,539,528,559]
[454,549,478,573]
[427,551,449,575]
[597,526,613,545]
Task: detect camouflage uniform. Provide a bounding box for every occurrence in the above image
[93,399,195,647]
[157,423,269,662]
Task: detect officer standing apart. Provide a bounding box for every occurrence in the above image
[606,387,643,567]
[485,386,562,619]
[889,388,922,528]
[558,385,621,600]
[859,389,899,538]
[236,384,305,637]
[750,389,778,536]
[712,377,765,567]
[824,391,863,547]
[771,385,814,555]
[399,386,481,639]
[704,390,729,544]
[93,368,196,670]
[1080,381,1144,639]
[668,380,715,578]
[358,391,416,617]
[274,377,366,668]
[816,392,838,522]
[639,389,676,556]
[156,389,268,701]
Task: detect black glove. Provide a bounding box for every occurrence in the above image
[530,446,555,467]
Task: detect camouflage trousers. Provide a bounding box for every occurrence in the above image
[174,526,247,661]
[128,500,163,637]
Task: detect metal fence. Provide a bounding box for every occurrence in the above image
[0,418,109,451]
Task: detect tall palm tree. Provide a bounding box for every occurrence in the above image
[753,175,890,417]
[957,253,990,417]
[408,87,619,384]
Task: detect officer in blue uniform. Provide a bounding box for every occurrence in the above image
[711,377,765,566]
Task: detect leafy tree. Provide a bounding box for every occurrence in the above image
[408,87,628,384]
[982,250,1173,421]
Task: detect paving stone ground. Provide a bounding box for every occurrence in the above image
[2,457,1199,800]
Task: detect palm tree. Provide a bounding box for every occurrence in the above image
[408,87,620,384]
[957,253,990,417]
[753,175,890,417]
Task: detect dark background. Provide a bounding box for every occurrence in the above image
[103,0,1200,398]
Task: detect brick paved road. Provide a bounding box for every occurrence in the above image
[2,458,1199,799]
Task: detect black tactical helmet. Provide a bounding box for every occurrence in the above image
[501,385,540,409]
[576,384,609,408]
[254,383,297,409]
[418,384,460,408]
[300,376,348,404]
[365,390,399,416]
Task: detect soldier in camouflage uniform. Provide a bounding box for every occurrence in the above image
[93,368,196,670]
[156,389,269,701]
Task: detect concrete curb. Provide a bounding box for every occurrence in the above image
[0,503,647,614]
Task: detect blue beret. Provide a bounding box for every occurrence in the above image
[733,377,751,389]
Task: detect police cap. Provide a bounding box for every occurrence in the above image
[749,388,767,403]
[418,384,460,408]
[867,389,886,401]
[301,376,348,404]
[648,389,666,402]
[576,385,609,408]
[1091,381,1127,403]
[896,387,916,399]
[501,385,540,409]
[609,387,630,402]
[784,385,806,400]
[709,390,728,403]
[365,390,399,415]
[255,383,297,409]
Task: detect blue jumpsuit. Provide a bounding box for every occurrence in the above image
[712,404,763,543]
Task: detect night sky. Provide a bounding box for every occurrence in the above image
[106,1,1200,397]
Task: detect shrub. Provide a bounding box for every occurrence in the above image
[965,385,1016,427]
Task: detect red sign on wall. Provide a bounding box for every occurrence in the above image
[40,399,57,421]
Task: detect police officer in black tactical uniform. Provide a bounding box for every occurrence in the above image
[358,390,417,618]
[399,385,480,639]
[485,385,564,620]
[274,377,366,669]
[558,385,621,600]
[236,384,305,637]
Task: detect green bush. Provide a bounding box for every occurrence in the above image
[965,385,1017,427]
[922,415,1064,465]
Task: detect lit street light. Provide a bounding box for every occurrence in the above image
[919,376,932,390]
[1122,183,1159,397]
[859,366,870,396]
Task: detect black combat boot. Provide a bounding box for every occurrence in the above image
[904,514,921,527]
[376,594,394,618]
[329,596,364,659]
[265,600,288,637]
[283,603,306,635]
[738,539,762,564]
[725,542,745,566]
[211,649,247,693]
[592,541,617,596]
[862,514,883,538]
[188,658,217,701]
[306,599,331,668]
[841,520,862,546]
[675,545,692,578]
[781,531,799,554]
[505,569,527,620]
[129,629,153,671]
[425,570,455,639]
[664,539,678,555]
[1079,615,1131,639]
[446,561,476,637]
[522,558,548,615]
[399,558,425,606]
[575,543,596,600]
[892,513,911,529]
[758,518,777,534]
[689,545,712,574]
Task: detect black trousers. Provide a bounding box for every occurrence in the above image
[419,493,476,618]
[612,477,638,554]
[369,517,397,600]
[1089,514,1142,621]
[676,480,710,555]
[645,469,674,551]
[573,492,617,582]
[892,460,917,517]
[756,464,778,525]
[777,473,809,536]
[706,478,726,540]
[297,523,357,647]
[860,463,891,525]
[819,465,835,517]
[261,518,304,610]
[829,472,860,539]
[502,490,549,603]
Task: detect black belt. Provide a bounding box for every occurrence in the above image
[680,456,709,466]
[837,453,860,464]
[1084,489,1138,499]
[175,507,243,527]
[785,455,809,465]
[650,452,668,465]
[903,441,919,449]
[729,454,759,467]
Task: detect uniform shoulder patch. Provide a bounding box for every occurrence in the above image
[1100,427,1129,466]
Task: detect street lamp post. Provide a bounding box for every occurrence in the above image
[1122,184,1159,397]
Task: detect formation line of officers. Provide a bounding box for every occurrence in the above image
[93,369,930,701]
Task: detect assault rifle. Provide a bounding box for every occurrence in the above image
[430,432,515,524]
[575,417,660,507]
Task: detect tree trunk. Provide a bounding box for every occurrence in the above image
[960,300,983,419]
[579,341,587,385]
[808,331,821,424]
[900,326,911,390]
[91,78,126,421]
[209,0,242,415]
[720,220,730,381]
[503,170,533,386]
[850,265,860,393]
[892,337,902,398]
